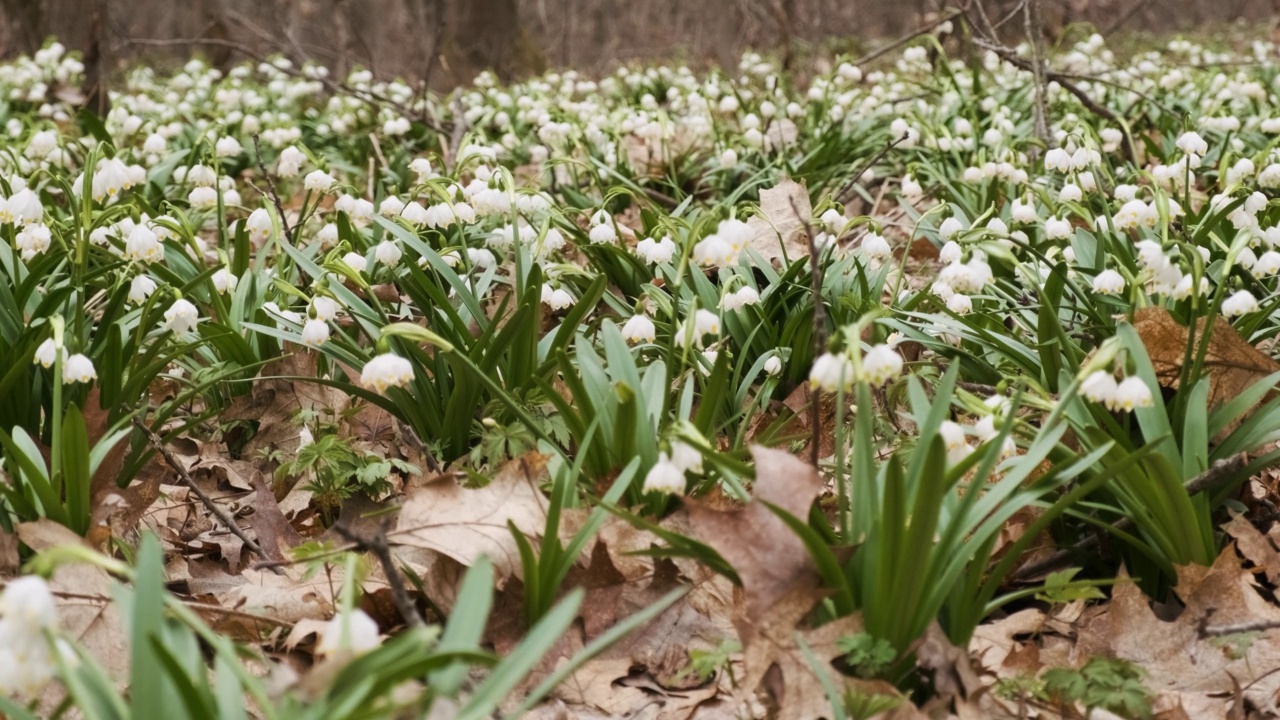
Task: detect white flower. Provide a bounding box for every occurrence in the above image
[1092,269,1125,295]
[124,225,162,264]
[33,338,59,368]
[1011,198,1038,224]
[188,186,218,208]
[187,164,216,187]
[901,174,923,199]
[379,196,406,217]
[719,148,738,169]
[1082,371,1118,406]
[246,208,272,243]
[1253,251,1280,277]
[1222,290,1258,316]
[544,287,574,311]
[15,223,51,260]
[939,217,965,240]
[860,232,892,262]
[299,426,314,449]
[1044,217,1073,240]
[622,314,656,344]
[693,235,734,267]
[1114,377,1154,411]
[304,170,337,193]
[164,298,199,333]
[0,576,56,628]
[1058,183,1083,203]
[764,355,783,375]
[62,353,96,383]
[809,352,854,392]
[301,319,330,347]
[1176,131,1208,156]
[940,420,971,463]
[1044,148,1072,172]
[342,252,368,273]
[375,240,402,267]
[588,223,618,245]
[360,353,414,393]
[317,609,381,658]
[946,293,973,315]
[210,269,236,295]
[692,309,720,338]
[939,241,962,264]
[312,296,340,322]
[642,453,686,495]
[279,144,305,175]
[215,136,242,157]
[861,344,903,385]
[8,188,42,224]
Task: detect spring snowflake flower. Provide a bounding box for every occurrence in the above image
[900,174,923,200]
[820,208,844,232]
[143,133,167,155]
[946,293,973,315]
[764,355,784,375]
[809,352,854,392]
[34,338,59,368]
[188,186,218,208]
[317,609,381,658]
[62,353,96,383]
[165,299,199,333]
[301,319,330,347]
[719,148,738,169]
[543,286,574,311]
[622,314,656,344]
[589,222,618,245]
[1222,290,1259,316]
[215,136,242,157]
[860,232,892,263]
[8,188,42,224]
[1114,377,1154,411]
[277,147,306,177]
[361,353,414,393]
[15,223,51,260]
[124,224,162,264]
[0,575,56,629]
[1044,217,1073,240]
[312,296,340,322]
[693,234,733,267]
[939,241,962,264]
[691,309,720,339]
[187,164,216,187]
[246,208,272,243]
[342,252,368,273]
[1176,131,1208,156]
[304,170,337,193]
[642,453,686,495]
[721,286,760,311]
[861,344,903,385]
[375,240,402,267]
[128,275,157,304]
[211,269,238,294]
[1253,251,1280,278]
[1010,198,1038,224]
[939,216,965,240]
[1092,269,1126,295]
[1058,184,1083,203]
[379,196,406,218]
[1044,147,1072,172]
[1081,371,1118,406]
[940,420,971,463]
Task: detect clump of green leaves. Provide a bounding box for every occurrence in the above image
[837,632,897,679]
[274,429,418,523]
[1042,656,1154,719]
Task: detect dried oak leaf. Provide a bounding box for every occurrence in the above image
[1133,307,1280,409]
[394,453,549,585]
[687,445,824,624]
[1074,547,1280,719]
[746,178,812,265]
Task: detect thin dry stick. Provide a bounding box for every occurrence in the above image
[133,418,277,569]
[333,521,424,630]
[852,9,963,68]
[1023,0,1050,152]
[836,131,911,204]
[1010,453,1250,581]
[251,134,295,245]
[1200,615,1280,638]
[790,196,825,468]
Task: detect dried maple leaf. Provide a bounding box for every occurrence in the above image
[394,453,550,584]
[1133,307,1280,409]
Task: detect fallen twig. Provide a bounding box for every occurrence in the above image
[790,196,825,468]
[836,131,910,204]
[334,521,425,630]
[133,418,278,570]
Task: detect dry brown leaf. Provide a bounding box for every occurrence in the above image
[688,445,824,623]
[250,476,304,563]
[1133,307,1280,410]
[746,179,812,265]
[1223,512,1280,586]
[395,454,550,584]
[222,566,341,623]
[1073,548,1280,719]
